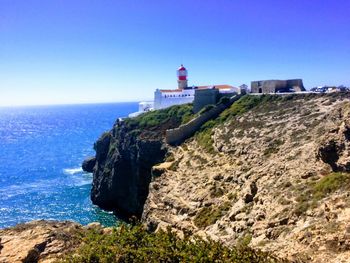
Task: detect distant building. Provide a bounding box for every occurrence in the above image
[310,85,349,93]
[239,84,249,93]
[128,101,154,118]
[251,79,305,93]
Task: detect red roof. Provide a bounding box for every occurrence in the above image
[159,89,183,93]
[197,85,237,90]
[159,85,237,93]
[178,64,186,71]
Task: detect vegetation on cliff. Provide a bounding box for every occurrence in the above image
[123,103,194,138]
[196,95,266,152]
[196,93,349,152]
[62,224,281,263]
[294,172,350,216]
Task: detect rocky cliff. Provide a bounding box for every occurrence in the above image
[142,93,350,263]
[90,104,194,219]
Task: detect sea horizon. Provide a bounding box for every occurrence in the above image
[0,100,151,109]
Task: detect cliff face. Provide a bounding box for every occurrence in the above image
[143,94,350,263]
[91,124,166,218]
[90,104,194,219]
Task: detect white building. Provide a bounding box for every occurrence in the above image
[128,101,154,118]
[154,88,195,109]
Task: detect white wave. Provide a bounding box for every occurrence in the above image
[63,167,83,175]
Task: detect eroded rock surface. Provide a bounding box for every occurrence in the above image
[0,220,83,263]
[143,94,350,263]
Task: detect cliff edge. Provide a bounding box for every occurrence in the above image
[143,93,350,263]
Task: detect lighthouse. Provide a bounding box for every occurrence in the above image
[177,64,188,89]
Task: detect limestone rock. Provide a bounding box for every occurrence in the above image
[0,220,83,263]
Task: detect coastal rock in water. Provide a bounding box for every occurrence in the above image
[82,156,96,173]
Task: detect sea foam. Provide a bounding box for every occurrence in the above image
[63,167,83,175]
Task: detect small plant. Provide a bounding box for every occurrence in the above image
[237,233,252,249]
[227,192,237,201]
[199,104,215,115]
[263,139,284,157]
[165,153,175,162]
[168,158,181,171]
[218,96,231,105]
[209,183,225,198]
[194,202,231,228]
[313,172,350,200]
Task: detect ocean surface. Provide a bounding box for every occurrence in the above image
[0,102,138,228]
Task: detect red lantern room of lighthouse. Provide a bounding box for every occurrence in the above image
[177,64,188,89]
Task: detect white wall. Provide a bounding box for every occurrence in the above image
[154,89,195,109]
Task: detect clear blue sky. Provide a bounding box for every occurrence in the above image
[1,0,349,106]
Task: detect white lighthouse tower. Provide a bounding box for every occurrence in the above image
[177,64,188,89]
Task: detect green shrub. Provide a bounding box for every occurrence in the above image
[294,172,350,216]
[313,172,350,199]
[218,96,231,105]
[194,206,220,228]
[195,120,217,152]
[263,139,284,157]
[198,104,215,115]
[210,183,225,198]
[61,224,280,263]
[194,202,231,228]
[124,103,194,130]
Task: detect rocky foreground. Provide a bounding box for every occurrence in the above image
[0,220,83,262]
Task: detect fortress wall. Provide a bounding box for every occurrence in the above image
[287,79,305,91]
[193,89,219,113]
[166,95,241,146]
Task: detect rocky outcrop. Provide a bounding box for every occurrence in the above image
[143,93,350,263]
[82,156,96,173]
[91,125,167,219]
[318,119,350,172]
[0,220,83,263]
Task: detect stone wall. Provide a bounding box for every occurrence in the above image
[251,79,305,93]
[166,95,241,146]
[193,89,219,113]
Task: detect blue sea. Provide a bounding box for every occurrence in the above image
[0,102,138,229]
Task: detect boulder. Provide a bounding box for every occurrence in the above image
[82,156,96,173]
